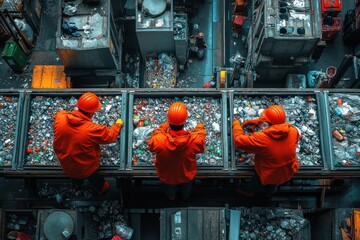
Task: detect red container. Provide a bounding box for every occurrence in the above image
[322,17,342,41]
[321,0,342,16]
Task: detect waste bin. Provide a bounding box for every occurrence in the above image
[2,41,29,72]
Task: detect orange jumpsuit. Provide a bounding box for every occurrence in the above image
[233,121,300,185]
[148,123,206,185]
[53,110,120,179]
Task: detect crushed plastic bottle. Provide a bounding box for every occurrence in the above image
[25,95,122,166]
[233,95,322,166]
[132,96,223,166]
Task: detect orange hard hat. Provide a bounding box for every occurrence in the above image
[77,92,102,113]
[167,102,188,125]
[260,105,286,125]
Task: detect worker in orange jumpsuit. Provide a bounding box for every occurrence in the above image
[232,105,300,197]
[53,92,124,195]
[148,102,206,200]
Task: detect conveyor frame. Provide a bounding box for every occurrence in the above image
[323,89,360,170]
[0,88,360,180]
[126,89,229,173]
[0,89,24,171]
[17,89,128,171]
[229,89,328,171]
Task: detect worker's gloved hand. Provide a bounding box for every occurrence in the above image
[116,119,124,127]
[196,123,205,130]
[232,119,241,127]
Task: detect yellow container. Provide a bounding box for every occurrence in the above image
[31,65,71,89]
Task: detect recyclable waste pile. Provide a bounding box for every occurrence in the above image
[146,53,177,88]
[89,201,130,239]
[329,93,360,166]
[132,96,223,166]
[238,208,309,240]
[174,14,187,40]
[0,96,18,166]
[177,76,198,88]
[26,95,122,166]
[123,52,140,88]
[233,95,322,166]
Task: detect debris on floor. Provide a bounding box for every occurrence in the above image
[38,182,94,200]
[238,207,309,240]
[88,201,130,239]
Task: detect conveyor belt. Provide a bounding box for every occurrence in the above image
[0,88,360,179]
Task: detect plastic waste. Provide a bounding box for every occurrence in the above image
[14,18,33,42]
[133,127,154,146]
[63,4,77,16]
[114,222,133,239]
[212,122,221,133]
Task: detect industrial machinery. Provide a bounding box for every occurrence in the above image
[55,0,124,86]
[136,0,174,60]
[248,0,322,83]
[321,0,342,41]
[321,0,342,16]
[321,16,341,41]
[232,0,247,36]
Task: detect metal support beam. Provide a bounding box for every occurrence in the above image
[229,210,241,240]
[328,54,353,88]
[0,10,18,40]
[350,56,360,88]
